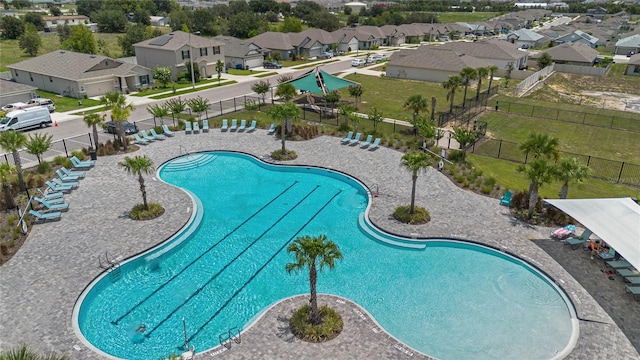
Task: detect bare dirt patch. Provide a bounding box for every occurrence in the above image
[579,91,640,113]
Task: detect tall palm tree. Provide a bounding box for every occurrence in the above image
[25,133,53,165]
[475,67,489,100]
[553,157,591,199]
[267,102,300,155]
[442,75,463,113]
[286,234,343,325]
[118,155,154,210]
[459,67,478,108]
[83,113,104,152]
[518,132,560,218]
[487,65,499,93]
[403,94,428,136]
[517,159,554,219]
[146,103,169,126]
[0,130,27,191]
[400,152,433,214]
[519,132,560,162]
[0,162,16,210]
[100,91,135,152]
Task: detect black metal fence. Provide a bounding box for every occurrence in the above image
[437,85,498,128]
[469,138,640,187]
[2,133,93,169]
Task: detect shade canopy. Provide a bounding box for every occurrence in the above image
[544,198,640,271]
[287,68,358,95]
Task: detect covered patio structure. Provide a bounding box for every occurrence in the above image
[286,67,358,95]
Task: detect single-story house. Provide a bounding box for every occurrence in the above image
[543,42,599,66]
[439,39,529,70]
[332,27,385,51]
[42,15,89,32]
[553,30,599,48]
[615,34,640,55]
[249,32,296,60]
[289,28,336,58]
[625,53,640,76]
[214,36,267,70]
[507,28,546,48]
[0,80,37,108]
[7,50,153,98]
[385,46,492,83]
[134,31,225,80]
[379,25,406,46]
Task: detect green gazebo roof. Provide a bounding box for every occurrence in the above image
[288,68,358,95]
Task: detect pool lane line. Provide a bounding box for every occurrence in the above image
[184,189,343,345]
[111,181,299,326]
[145,185,322,338]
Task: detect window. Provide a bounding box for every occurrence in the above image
[213,46,221,55]
[139,75,149,85]
[200,47,208,56]
[181,50,190,60]
[49,76,53,82]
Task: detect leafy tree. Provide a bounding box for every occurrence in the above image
[323,90,340,115]
[19,23,42,57]
[442,75,463,113]
[344,5,352,15]
[153,0,177,15]
[249,0,278,13]
[119,155,154,211]
[56,24,71,43]
[348,84,364,110]
[451,126,478,160]
[100,91,135,152]
[93,9,128,33]
[166,97,187,123]
[309,11,341,32]
[487,65,499,92]
[339,103,358,130]
[292,0,322,20]
[62,25,97,54]
[229,0,252,15]
[146,103,169,125]
[553,157,591,199]
[50,6,62,17]
[24,12,44,31]
[83,113,104,151]
[182,61,200,83]
[415,115,436,146]
[275,82,296,102]
[400,152,433,214]
[267,101,299,155]
[1,16,25,40]
[285,234,343,325]
[25,133,52,165]
[475,67,489,100]
[133,9,151,25]
[518,132,560,218]
[153,66,173,88]
[0,162,16,210]
[0,130,27,191]
[76,0,102,17]
[228,12,264,38]
[537,52,553,69]
[279,17,302,33]
[216,59,224,85]
[11,0,30,10]
[186,96,210,121]
[368,107,384,132]
[251,80,271,104]
[519,132,560,162]
[403,94,428,136]
[169,9,192,31]
[459,67,478,108]
[118,24,148,56]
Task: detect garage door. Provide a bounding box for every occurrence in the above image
[245,57,263,69]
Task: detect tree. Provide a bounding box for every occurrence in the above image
[24,12,45,31]
[475,67,489,100]
[537,52,553,69]
[487,65,499,92]
[517,159,554,219]
[442,75,463,113]
[0,130,27,191]
[24,133,52,165]
[400,152,433,214]
[0,163,16,210]
[279,17,303,33]
[459,67,478,108]
[267,101,299,155]
[166,97,187,124]
[100,91,135,152]
[275,82,296,102]
[348,84,364,110]
[132,9,151,25]
[286,234,343,325]
[323,90,340,116]
[19,23,42,57]
[56,24,71,43]
[216,59,224,85]
[62,25,97,54]
[93,9,128,33]
[182,61,200,82]
[0,344,69,360]
[83,113,104,151]
[228,12,264,38]
[76,0,102,17]
[416,115,436,147]
[519,132,560,162]
[553,157,591,199]
[451,126,478,161]
[430,96,436,121]
[309,10,341,31]
[518,132,560,218]
[153,66,172,88]
[50,6,62,17]
[368,107,384,132]
[504,62,514,87]
[119,155,155,211]
[251,80,271,104]
[118,24,148,56]
[403,94,428,136]
[186,96,209,121]
[146,103,169,125]
[1,16,25,40]
[339,103,358,130]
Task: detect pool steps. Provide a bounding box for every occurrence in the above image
[163,153,218,172]
[358,214,426,250]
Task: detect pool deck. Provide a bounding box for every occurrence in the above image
[0,129,638,359]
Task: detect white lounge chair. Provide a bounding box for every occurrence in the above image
[185,121,192,134]
[162,124,175,137]
[340,131,353,144]
[238,119,246,131]
[360,135,373,148]
[203,119,209,132]
[368,137,381,151]
[247,120,257,132]
[267,123,276,134]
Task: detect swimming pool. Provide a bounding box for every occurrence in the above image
[73,151,577,360]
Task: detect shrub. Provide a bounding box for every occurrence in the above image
[481,185,493,194]
[337,122,351,132]
[130,202,164,220]
[270,149,297,161]
[289,304,343,343]
[71,150,85,161]
[36,162,51,174]
[448,150,465,163]
[393,205,430,224]
[484,176,497,188]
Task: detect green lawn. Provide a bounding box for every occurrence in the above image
[36,90,101,112]
[227,68,265,76]
[132,78,226,97]
[149,80,237,100]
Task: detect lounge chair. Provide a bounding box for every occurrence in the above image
[368,137,381,151]
[150,128,166,140]
[247,120,257,132]
[56,169,81,182]
[500,190,512,207]
[61,166,85,178]
[132,133,149,145]
[202,120,209,133]
[37,187,64,201]
[617,268,640,277]
[607,260,632,269]
[267,123,276,134]
[141,130,155,142]
[162,124,175,137]
[221,119,228,131]
[70,156,94,169]
[46,180,72,193]
[349,132,362,146]
[360,135,373,148]
[29,209,61,223]
[552,224,576,240]
[193,122,200,134]
[564,228,593,250]
[185,121,192,134]
[625,285,640,300]
[230,119,238,131]
[33,197,69,212]
[598,247,617,261]
[625,277,640,285]
[238,119,246,131]
[53,178,78,188]
[340,131,353,144]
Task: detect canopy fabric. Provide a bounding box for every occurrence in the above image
[287,68,357,95]
[544,198,640,271]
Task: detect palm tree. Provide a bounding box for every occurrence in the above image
[267,102,300,155]
[487,65,499,93]
[442,75,463,113]
[475,67,489,100]
[166,97,187,125]
[100,91,135,151]
[553,157,591,199]
[146,103,169,126]
[403,94,428,136]
[0,130,27,191]
[286,234,343,325]
[519,132,560,162]
[275,83,297,102]
[0,162,16,210]
[118,155,154,211]
[400,152,433,214]
[518,132,560,218]
[25,133,53,165]
[517,159,554,219]
[459,67,478,108]
[83,113,104,152]
[0,344,68,360]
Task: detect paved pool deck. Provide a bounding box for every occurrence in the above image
[0,129,638,359]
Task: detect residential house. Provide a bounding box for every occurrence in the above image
[439,39,529,69]
[625,53,640,75]
[543,42,599,66]
[397,24,424,43]
[379,25,406,46]
[553,30,599,47]
[214,36,266,70]
[0,9,20,18]
[332,27,385,51]
[250,32,296,60]
[150,16,170,27]
[507,28,546,48]
[289,28,336,58]
[586,6,608,19]
[42,15,89,32]
[7,50,153,98]
[385,46,492,83]
[0,80,37,107]
[615,33,640,55]
[134,31,225,80]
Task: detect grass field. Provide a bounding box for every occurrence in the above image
[35,90,101,112]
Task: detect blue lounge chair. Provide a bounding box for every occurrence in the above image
[140,130,155,142]
[46,180,72,193]
[341,131,353,144]
[360,135,373,148]
[267,123,276,134]
[29,209,61,223]
[37,187,64,201]
[368,137,381,151]
[202,119,209,133]
[132,133,149,145]
[150,128,166,140]
[185,121,192,134]
[230,119,238,131]
[565,228,593,250]
[500,190,512,207]
[617,268,640,277]
[238,119,246,131]
[607,260,632,269]
[349,132,362,146]
[625,285,640,300]
[34,197,69,212]
[626,277,640,285]
[70,156,94,169]
[247,120,257,132]
[598,247,617,261]
[53,178,78,188]
[221,119,228,131]
[61,167,85,178]
[162,124,175,137]
[56,169,81,182]
[193,122,200,134]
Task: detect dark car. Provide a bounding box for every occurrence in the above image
[263,61,283,69]
[104,121,138,135]
[628,51,636,57]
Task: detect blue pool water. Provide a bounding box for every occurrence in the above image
[74,151,576,360]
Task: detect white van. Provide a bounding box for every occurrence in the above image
[0,106,52,132]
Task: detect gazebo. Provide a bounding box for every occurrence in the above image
[285,67,358,95]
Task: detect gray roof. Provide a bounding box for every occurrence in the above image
[134,31,224,51]
[289,28,336,48]
[0,79,36,96]
[628,53,640,65]
[439,39,527,61]
[616,34,640,47]
[512,28,544,41]
[7,50,145,81]
[250,31,295,51]
[214,36,265,58]
[388,46,492,72]
[544,42,599,63]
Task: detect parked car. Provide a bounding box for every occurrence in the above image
[0,106,51,132]
[351,58,366,67]
[319,51,334,59]
[439,36,451,42]
[263,61,282,69]
[104,121,138,135]
[1,102,27,112]
[520,44,531,49]
[628,51,636,57]
[27,98,55,113]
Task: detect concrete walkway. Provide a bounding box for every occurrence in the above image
[0,129,638,359]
